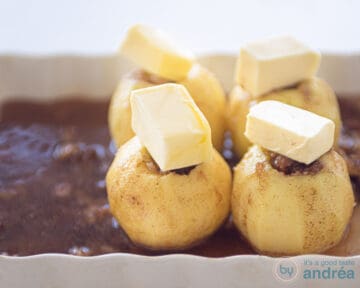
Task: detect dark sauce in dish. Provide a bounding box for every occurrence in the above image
[0,96,359,256]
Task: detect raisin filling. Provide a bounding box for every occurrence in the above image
[268,151,323,176]
[145,158,196,176]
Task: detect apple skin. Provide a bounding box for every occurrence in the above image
[106,137,231,250]
[231,145,354,255]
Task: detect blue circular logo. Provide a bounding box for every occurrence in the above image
[274,259,299,282]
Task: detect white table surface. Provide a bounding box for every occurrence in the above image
[0,0,359,55]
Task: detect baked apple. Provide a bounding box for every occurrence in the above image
[232,145,354,255]
[106,137,231,250]
[227,78,342,157]
[109,66,226,151]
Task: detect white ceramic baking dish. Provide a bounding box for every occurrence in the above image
[0,53,359,288]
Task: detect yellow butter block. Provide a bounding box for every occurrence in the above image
[130,83,212,171]
[120,24,194,81]
[235,36,320,97]
[245,100,334,164]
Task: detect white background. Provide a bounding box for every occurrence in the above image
[0,0,359,55]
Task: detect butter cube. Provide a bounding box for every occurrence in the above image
[120,24,194,81]
[245,101,334,164]
[130,83,212,171]
[235,36,320,97]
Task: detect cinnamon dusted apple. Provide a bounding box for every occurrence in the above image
[231,101,354,255]
[109,24,226,151]
[106,84,231,250]
[227,36,341,158]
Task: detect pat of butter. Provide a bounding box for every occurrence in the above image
[235,36,320,97]
[245,100,334,164]
[120,24,194,81]
[130,83,212,171]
